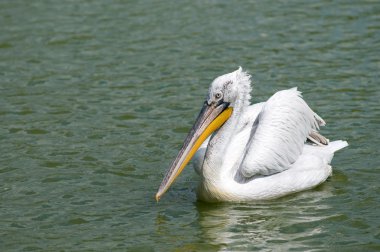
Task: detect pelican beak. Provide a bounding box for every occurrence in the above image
[155,101,233,201]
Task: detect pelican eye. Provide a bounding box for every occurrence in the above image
[215,92,222,99]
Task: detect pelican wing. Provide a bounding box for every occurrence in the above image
[239,88,323,178]
[307,129,329,145]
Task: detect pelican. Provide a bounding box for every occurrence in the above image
[156,67,348,202]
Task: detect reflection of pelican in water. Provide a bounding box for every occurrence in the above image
[156,67,348,202]
[196,189,334,250]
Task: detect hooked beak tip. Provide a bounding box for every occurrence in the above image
[155,193,161,202]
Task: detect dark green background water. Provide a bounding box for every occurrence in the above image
[1,0,379,251]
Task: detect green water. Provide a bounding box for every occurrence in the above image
[1,0,379,251]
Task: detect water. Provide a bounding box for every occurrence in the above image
[1,0,379,251]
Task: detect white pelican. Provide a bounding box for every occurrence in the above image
[156,67,348,202]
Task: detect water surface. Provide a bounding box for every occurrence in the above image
[1,0,379,251]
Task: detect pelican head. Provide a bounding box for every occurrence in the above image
[155,67,251,201]
[206,66,251,108]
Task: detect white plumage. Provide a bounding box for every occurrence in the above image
[193,68,348,202]
[241,88,322,177]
